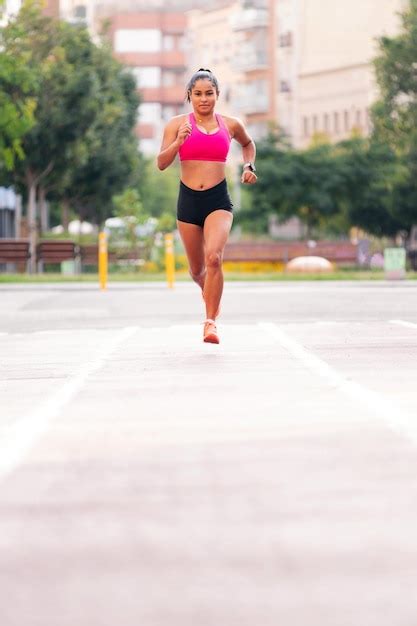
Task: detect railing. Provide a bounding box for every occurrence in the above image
[233,49,268,72]
[233,93,269,115]
[231,8,268,31]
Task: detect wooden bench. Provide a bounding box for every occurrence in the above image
[36,240,78,271]
[79,244,117,267]
[223,241,358,265]
[0,239,31,271]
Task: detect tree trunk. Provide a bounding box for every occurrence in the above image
[61,199,70,232]
[27,173,37,274]
[14,195,22,238]
[38,187,49,235]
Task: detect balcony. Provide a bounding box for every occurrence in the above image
[233,49,268,72]
[233,93,269,115]
[140,85,186,105]
[279,31,293,47]
[231,8,268,31]
[116,50,186,70]
[279,80,291,93]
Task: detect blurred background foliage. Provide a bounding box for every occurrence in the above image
[1,0,417,245]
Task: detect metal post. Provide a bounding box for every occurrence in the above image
[98,232,108,290]
[164,232,175,289]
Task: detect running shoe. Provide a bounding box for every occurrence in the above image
[203,319,220,344]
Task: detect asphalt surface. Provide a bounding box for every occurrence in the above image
[1,280,417,625]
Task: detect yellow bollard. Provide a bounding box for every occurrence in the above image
[98,232,108,291]
[164,232,175,289]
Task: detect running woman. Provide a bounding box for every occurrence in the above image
[157,68,257,344]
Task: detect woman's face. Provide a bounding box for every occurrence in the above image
[189,79,218,115]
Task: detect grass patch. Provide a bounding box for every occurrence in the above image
[1,269,416,283]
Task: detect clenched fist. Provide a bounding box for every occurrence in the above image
[241,169,257,184]
[176,121,192,146]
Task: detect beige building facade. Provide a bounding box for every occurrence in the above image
[186,2,242,120]
[277,0,407,147]
[187,0,277,141]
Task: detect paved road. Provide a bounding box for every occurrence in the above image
[1,281,417,625]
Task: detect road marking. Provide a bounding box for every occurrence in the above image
[390,319,417,330]
[259,322,417,445]
[0,326,138,480]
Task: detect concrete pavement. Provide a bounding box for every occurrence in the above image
[0,281,417,625]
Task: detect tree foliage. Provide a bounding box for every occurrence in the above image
[0,10,36,169]
[0,0,141,270]
[240,131,346,237]
[371,0,417,232]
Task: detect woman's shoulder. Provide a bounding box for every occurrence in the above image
[218,114,245,133]
[169,113,190,125]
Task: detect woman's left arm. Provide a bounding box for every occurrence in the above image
[229,117,257,185]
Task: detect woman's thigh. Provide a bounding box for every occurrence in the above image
[177,220,205,271]
[203,210,234,255]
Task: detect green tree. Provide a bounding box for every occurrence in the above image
[2,0,140,269]
[337,137,406,237]
[113,187,148,247]
[2,1,103,267]
[47,47,141,229]
[142,157,180,220]
[241,131,345,237]
[0,9,36,169]
[371,0,417,233]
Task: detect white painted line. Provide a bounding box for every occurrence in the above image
[390,319,417,330]
[0,326,138,480]
[259,322,417,445]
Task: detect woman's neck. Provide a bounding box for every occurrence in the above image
[193,111,216,123]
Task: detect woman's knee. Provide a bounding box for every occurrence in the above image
[189,265,205,282]
[205,250,222,270]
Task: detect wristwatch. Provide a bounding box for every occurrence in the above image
[243,162,256,173]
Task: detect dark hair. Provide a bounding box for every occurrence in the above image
[185,68,220,102]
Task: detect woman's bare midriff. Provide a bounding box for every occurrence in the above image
[180,161,226,190]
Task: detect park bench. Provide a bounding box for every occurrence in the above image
[0,239,31,271]
[79,244,117,268]
[223,240,358,265]
[36,240,78,271]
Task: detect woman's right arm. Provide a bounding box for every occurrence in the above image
[157,117,191,171]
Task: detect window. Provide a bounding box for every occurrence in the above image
[355,109,362,127]
[163,35,174,51]
[323,113,329,132]
[177,35,187,51]
[365,108,371,132]
[74,5,87,18]
[162,106,175,121]
[115,29,162,53]
[138,103,162,124]
[131,67,161,89]
[333,112,339,134]
[162,72,176,87]
[303,116,309,137]
[344,110,349,131]
[279,31,293,47]
[313,115,318,132]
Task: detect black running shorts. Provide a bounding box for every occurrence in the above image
[177,179,233,227]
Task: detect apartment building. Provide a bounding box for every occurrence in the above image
[187,0,276,142]
[0,0,92,25]
[231,0,276,139]
[276,0,406,147]
[186,2,241,120]
[101,11,187,154]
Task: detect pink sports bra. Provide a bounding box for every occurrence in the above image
[179,113,231,163]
